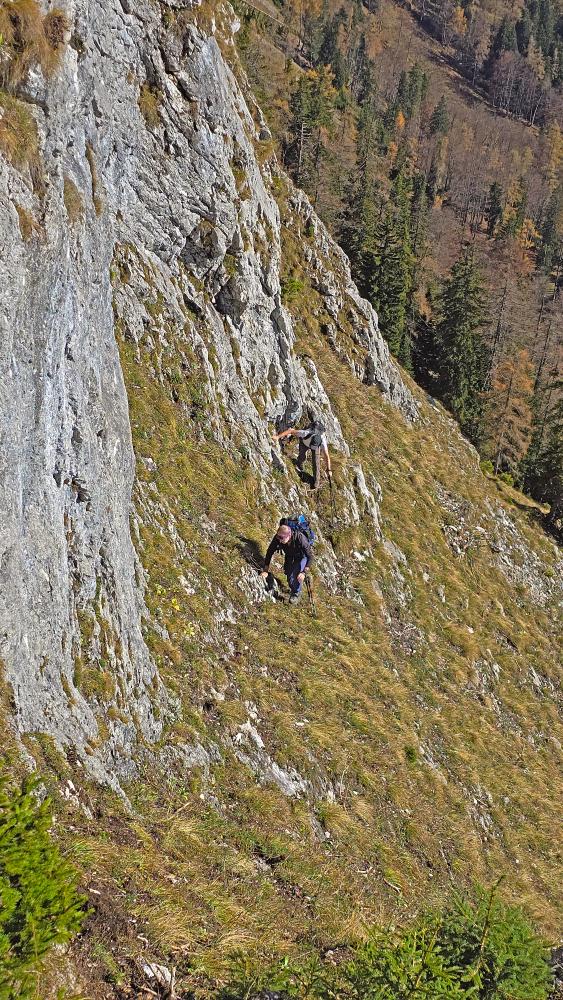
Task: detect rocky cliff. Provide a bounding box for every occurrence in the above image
[0,0,413,782]
[0,1,561,994]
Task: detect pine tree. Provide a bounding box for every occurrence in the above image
[523,379,563,525]
[429,95,450,135]
[434,250,490,443]
[486,181,503,235]
[367,199,415,370]
[318,6,347,87]
[301,3,326,64]
[539,392,562,525]
[411,170,429,257]
[338,102,380,290]
[537,185,563,274]
[436,884,553,999]
[286,75,314,185]
[285,68,335,194]
[0,778,87,999]
[427,136,449,202]
[393,64,428,122]
[500,178,527,238]
[339,171,379,293]
[516,8,533,54]
[350,33,370,100]
[486,16,518,75]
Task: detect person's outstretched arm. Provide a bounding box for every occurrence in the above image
[261,537,279,576]
[273,427,296,442]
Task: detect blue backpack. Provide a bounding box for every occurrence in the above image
[286,514,315,546]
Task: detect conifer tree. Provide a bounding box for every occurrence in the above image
[367,178,415,370]
[486,16,518,75]
[0,778,87,998]
[338,104,380,289]
[516,8,533,54]
[500,178,527,238]
[523,379,563,524]
[286,68,335,194]
[537,185,562,274]
[486,181,503,235]
[539,391,562,525]
[318,7,347,87]
[434,249,490,443]
[429,95,450,135]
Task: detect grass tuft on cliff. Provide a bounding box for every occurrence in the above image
[0,0,69,88]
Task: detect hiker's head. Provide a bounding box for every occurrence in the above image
[308,415,325,433]
[276,524,292,545]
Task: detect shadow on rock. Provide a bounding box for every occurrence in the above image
[237,535,266,571]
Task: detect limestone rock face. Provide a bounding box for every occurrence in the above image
[0,0,415,776]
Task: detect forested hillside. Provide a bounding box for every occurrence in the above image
[234,0,562,522]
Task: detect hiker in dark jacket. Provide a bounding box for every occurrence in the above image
[261,520,314,603]
[273,420,331,489]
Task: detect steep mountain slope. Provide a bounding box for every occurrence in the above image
[0,0,561,996]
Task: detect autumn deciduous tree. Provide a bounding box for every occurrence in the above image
[484,348,534,476]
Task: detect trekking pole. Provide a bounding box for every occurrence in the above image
[328,471,338,524]
[305,575,316,615]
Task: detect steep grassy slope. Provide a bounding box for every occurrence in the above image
[0,3,560,997]
[33,187,561,998]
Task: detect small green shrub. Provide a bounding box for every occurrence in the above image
[0,776,87,999]
[281,276,304,304]
[404,744,418,765]
[223,252,238,278]
[435,883,552,1000]
[480,460,494,476]
[220,884,552,1000]
[498,471,514,487]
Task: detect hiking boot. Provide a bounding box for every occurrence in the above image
[289,589,303,604]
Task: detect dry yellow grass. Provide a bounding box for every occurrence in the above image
[138,83,161,129]
[0,0,69,88]
[0,90,40,170]
[14,200,40,239]
[63,176,84,223]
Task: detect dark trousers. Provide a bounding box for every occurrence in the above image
[297,440,320,488]
[286,556,308,594]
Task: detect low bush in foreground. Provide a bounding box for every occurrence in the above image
[221,884,552,1000]
[0,776,87,1000]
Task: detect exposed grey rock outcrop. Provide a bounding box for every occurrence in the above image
[0,0,416,776]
